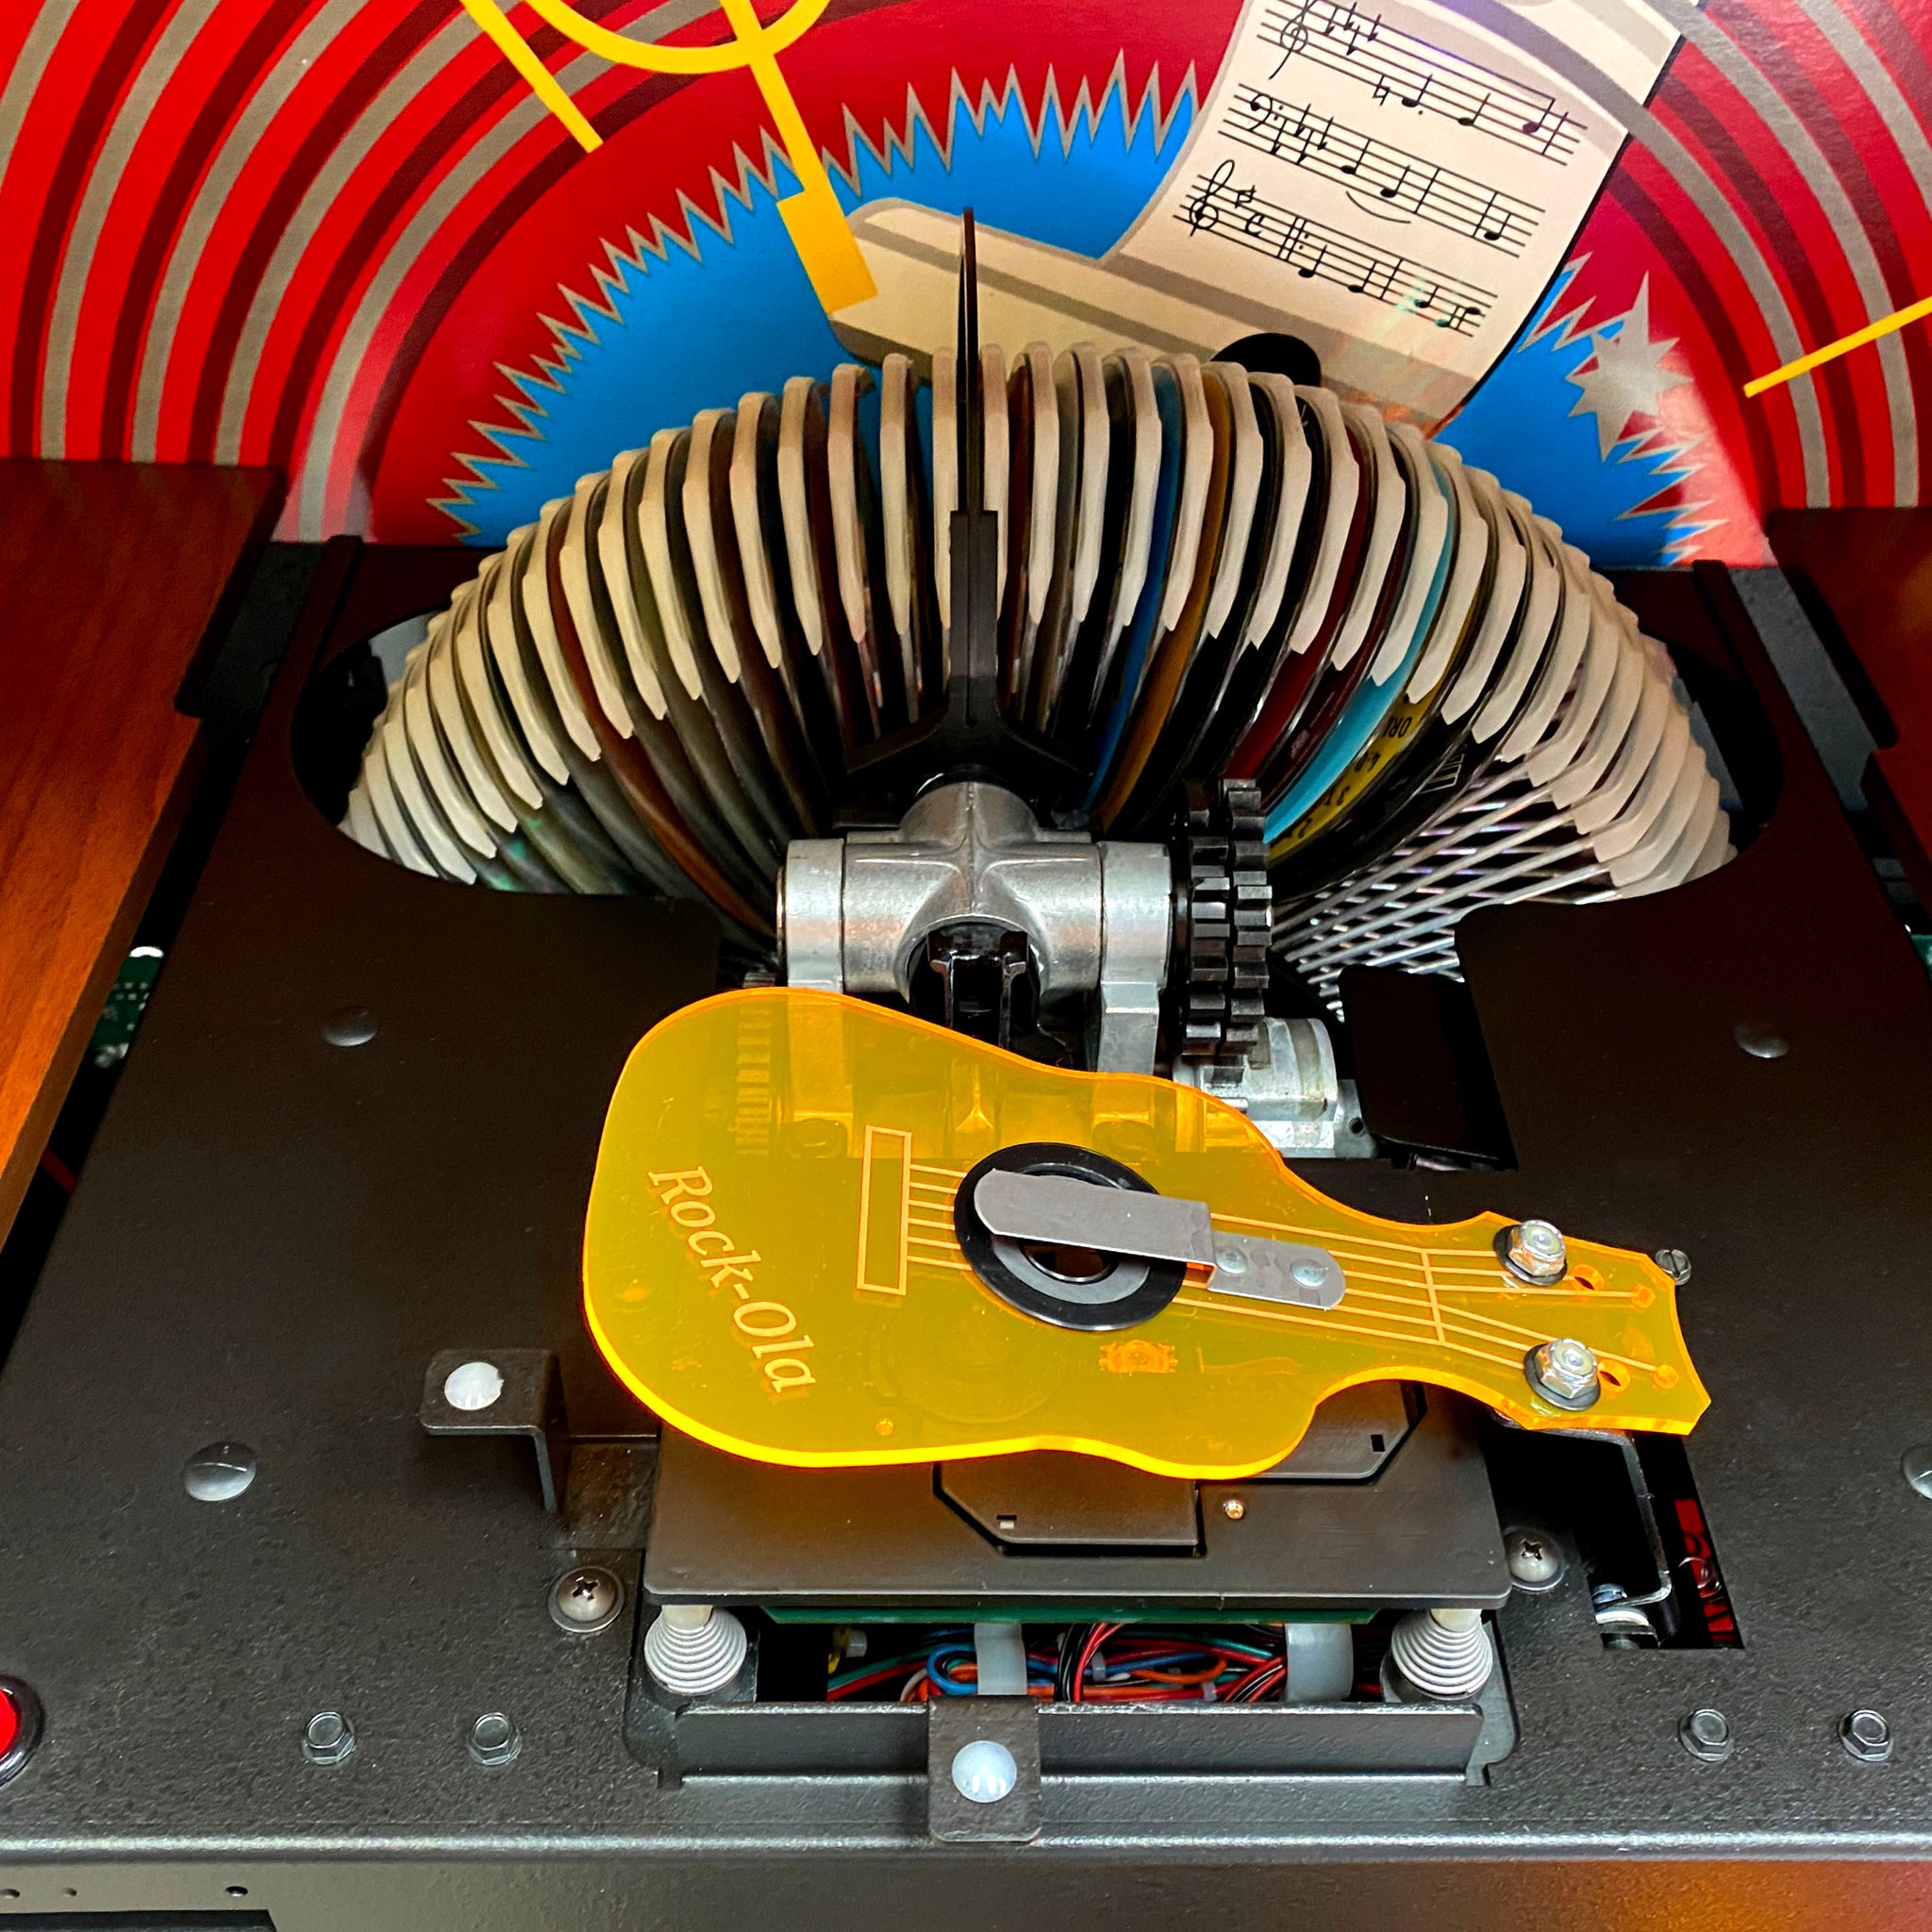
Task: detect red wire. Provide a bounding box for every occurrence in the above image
[1231,1661,1286,1703]
[1070,1623,1120,1703]
[826,1660,925,1702]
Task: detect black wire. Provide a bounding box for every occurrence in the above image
[1054,1624,1094,1702]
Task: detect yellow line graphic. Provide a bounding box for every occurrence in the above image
[458,0,874,312]
[1744,292,1932,398]
[457,0,602,150]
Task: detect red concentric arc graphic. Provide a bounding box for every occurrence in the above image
[0,0,1929,541]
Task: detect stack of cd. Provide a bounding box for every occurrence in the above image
[343,343,1732,989]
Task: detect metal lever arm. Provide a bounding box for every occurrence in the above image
[972,1170,1345,1308]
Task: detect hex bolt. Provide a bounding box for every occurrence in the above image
[1221,1497,1246,1521]
[1525,1337,1601,1410]
[1505,1528,1565,1592]
[1840,1709,1892,1763]
[301,1710,355,1767]
[321,1007,378,1048]
[549,1566,625,1636]
[1680,1707,1734,1762]
[1733,1022,1789,1060]
[467,1711,521,1768]
[1499,1219,1568,1285]
[183,1441,258,1503]
[1655,1247,1693,1286]
[1903,1446,1932,1500]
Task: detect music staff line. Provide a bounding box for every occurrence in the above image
[1260,0,1584,166]
[1224,85,1542,257]
[1180,164,1493,337]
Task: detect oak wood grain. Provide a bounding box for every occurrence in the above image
[0,459,281,1236]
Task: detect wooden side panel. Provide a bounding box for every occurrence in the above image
[0,459,282,1236]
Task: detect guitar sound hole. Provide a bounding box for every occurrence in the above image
[1021,1242,1113,1285]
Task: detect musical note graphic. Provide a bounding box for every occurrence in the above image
[1175,166,1492,334]
[1224,89,1541,256]
[1262,0,1585,164]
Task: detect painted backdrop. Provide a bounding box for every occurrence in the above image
[2,0,1930,563]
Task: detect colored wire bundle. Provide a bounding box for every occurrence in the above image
[825,1625,1291,1704]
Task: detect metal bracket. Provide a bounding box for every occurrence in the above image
[926,1693,1042,1843]
[419,1348,572,1514]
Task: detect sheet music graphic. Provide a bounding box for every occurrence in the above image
[1180,161,1494,335]
[1259,0,1584,164]
[1224,88,1542,257]
[1108,0,1679,418]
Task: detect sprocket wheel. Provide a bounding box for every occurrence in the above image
[1170,779,1271,1065]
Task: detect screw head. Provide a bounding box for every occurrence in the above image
[1841,1709,1892,1762]
[302,1710,355,1766]
[1500,1220,1568,1285]
[1505,1528,1565,1591]
[1526,1337,1601,1409]
[442,1360,503,1412]
[1734,1022,1789,1060]
[1680,1707,1734,1762]
[183,1441,257,1503]
[1221,1496,1246,1521]
[1655,1247,1693,1286]
[951,1739,1019,1804]
[549,1566,625,1636]
[1214,1244,1250,1276]
[321,1006,377,1048]
[467,1711,521,1768]
[1290,1257,1328,1291]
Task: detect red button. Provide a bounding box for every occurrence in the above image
[0,1690,17,1760]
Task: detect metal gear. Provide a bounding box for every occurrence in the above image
[1171,780,1272,1065]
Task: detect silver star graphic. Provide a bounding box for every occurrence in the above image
[1565,278,1689,461]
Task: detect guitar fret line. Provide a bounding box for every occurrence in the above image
[1337,1261,1637,1310]
[1174,1294,1524,1373]
[1344,1285,1579,1355]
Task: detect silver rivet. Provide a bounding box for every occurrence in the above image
[1734,1023,1789,1060]
[1840,1709,1891,1763]
[1214,1243,1249,1276]
[951,1739,1018,1804]
[184,1441,257,1503]
[1222,1496,1246,1520]
[549,1566,625,1636]
[1905,1446,1932,1500]
[1505,1528,1564,1591]
[1291,1258,1328,1290]
[1655,1247,1692,1286]
[442,1360,504,1411]
[1526,1337,1600,1409]
[1680,1707,1733,1762]
[322,1007,377,1048]
[302,1710,355,1766]
[468,1712,521,1767]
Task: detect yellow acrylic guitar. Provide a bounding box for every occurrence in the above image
[583,988,1707,1479]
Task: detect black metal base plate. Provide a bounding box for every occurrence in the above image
[2,548,1932,1920]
